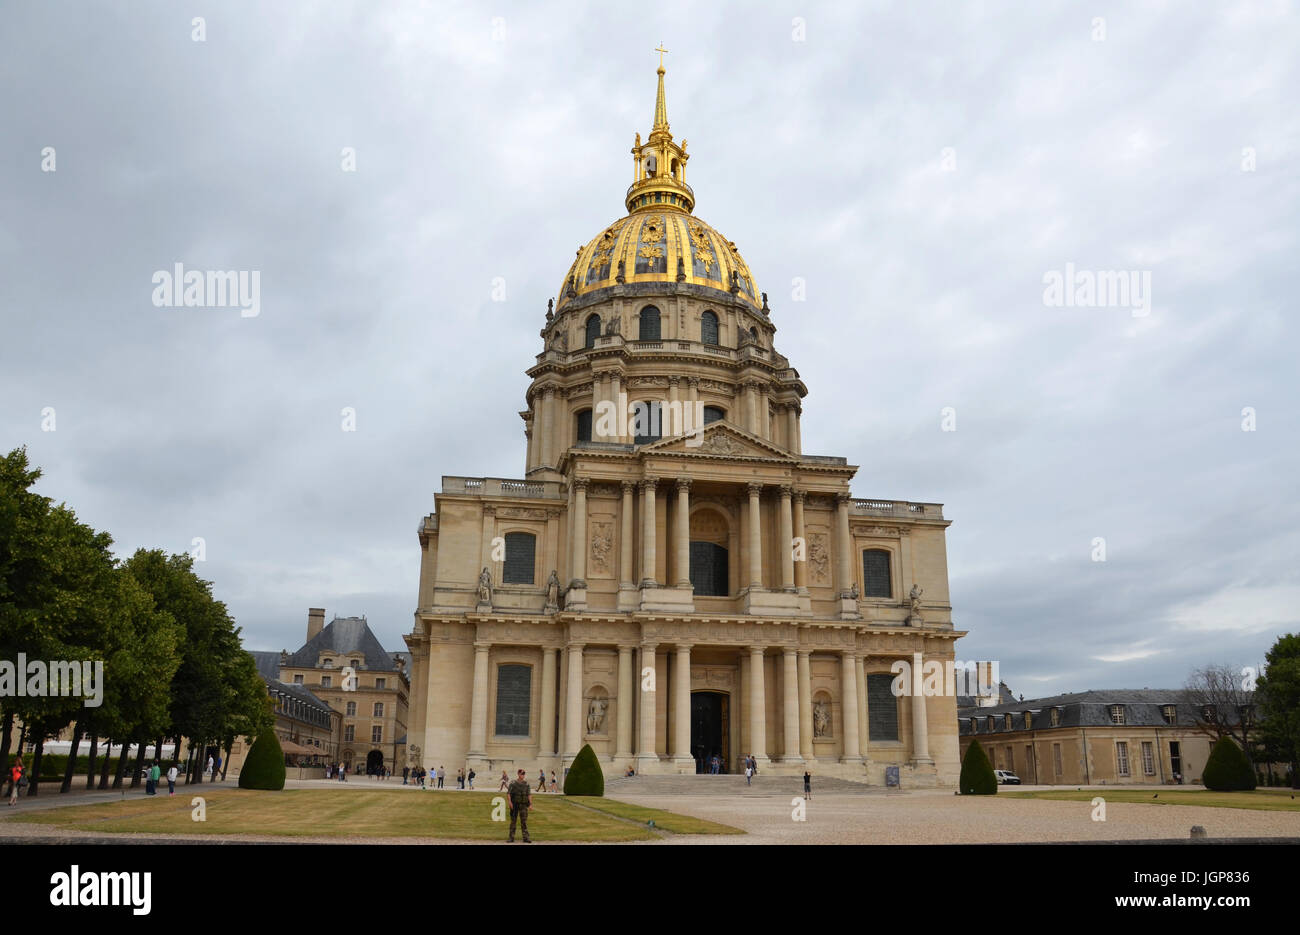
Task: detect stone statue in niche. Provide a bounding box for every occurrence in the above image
[616,259,626,283]
[909,583,924,614]
[604,315,621,336]
[545,570,561,611]
[847,582,859,601]
[587,696,608,734]
[476,567,493,605]
[546,298,554,321]
[813,700,831,738]
[676,255,686,282]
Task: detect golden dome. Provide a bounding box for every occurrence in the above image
[556,209,759,312]
[555,55,761,313]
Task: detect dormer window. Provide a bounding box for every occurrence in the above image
[350,659,360,668]
[1050,707,1061,727]
[1162,705,1177,725]
[1109,704,1125,725]
[986,716,995,732]
[1024,712,1032,730]
[1004,714,1013,730]
[323,658,333,667]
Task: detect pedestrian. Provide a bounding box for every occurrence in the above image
[403,766,410,785]
[8,757,25,805]
[205,754,214,778]
[548,770,558,793]
[803,770,811,799]
[144,760,155,795]
[745,763,753,786]
[498,770,510,791]
[167,763,178,796]
[437,765,445,789]
[467,768,476,789]
[457,768,465,789]
[536,769,546,793]
[148,760,161,795]
[505,768,533,843]
[212,755,221,782]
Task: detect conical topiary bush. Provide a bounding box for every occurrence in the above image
[563,743,604,796]
[237,732,286,791]
[1201,736,1256,791]
[959,738,998,795]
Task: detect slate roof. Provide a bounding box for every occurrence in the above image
[249,650,282,681]
[283,616,402,672]
[263,677,333,715]
[955,681,1018,708]
[957,688,1226,736]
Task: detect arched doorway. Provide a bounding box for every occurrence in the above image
[366,750,384,775]
[691,691,729,774]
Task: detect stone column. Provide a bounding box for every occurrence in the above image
[747,483,763,589]
[674,644,693,767]
[785,404,798,453]
[637,642,658,771]
[640,478,658,587]
[759,385,771,437]
[782,648,802,763]
[609,372,623,442]
[840,650,862,762]
[539,647,558,757]
[468,642,490,756]
[835,492,853,596]
[792,490,807,591]
[778,485,795,591]
[675,477,692,587]
[748,646,767,763]
[619,481,635,587]
[563,642,585,760]
[569,479,588,588]
[855,653,869,757]
[615,645,634,760]
[667,376,681,435]
[911,682,933,766]
[797,649,814,760]
[541,386,555,467]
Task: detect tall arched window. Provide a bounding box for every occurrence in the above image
[584,314,601,348]
[701,310,719,345]
[862,549,892,598]
[689,541,729,596]
[503,532,536,585]
[703,406,725,425]
[575,409,593,443]
[633,401,662,445]
[639,305,661,340]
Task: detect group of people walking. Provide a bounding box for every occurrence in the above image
[400,765,482,789]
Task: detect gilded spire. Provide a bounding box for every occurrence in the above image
[653,43,669,132]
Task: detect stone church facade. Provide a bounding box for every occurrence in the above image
[404,63,964,785]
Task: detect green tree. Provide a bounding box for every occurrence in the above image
[238,731,286,790]
[562,743,604,796]
[1256,634,1300,789]
[959,738,997,795]
[1201,735,1256,791]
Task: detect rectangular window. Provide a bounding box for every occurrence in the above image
[866,674,899,741]
[861,550,892,598]
[1004,747,1013,771]
[1116,741,1130,777]
[495,664,532,737]
[1053,743,1063,778]
[321,676,331,688]
[576,409,593,443]
[372,726,382,743]
[1025,744,1034,778]
[1109,704,1125,725]
[1162,705,1176,725]
[345,701,356,716]
[503,532,537,585]
[344,725,354,742]
[1050,707,1060,727]
[373,702,384,717]
[293,674,303,684]
[376,678,386,689]
[1141,741,1155,775]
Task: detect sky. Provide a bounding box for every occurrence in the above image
[2,1,1297,699]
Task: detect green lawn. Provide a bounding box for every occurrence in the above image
[1003,787,1300,812]
[7,788,742,841]
[572,796,745,834]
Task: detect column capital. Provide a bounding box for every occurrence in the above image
[778,484,794,499]
[688,375,700,388]
[747,644,766,656]
[675,643,694,653]
[543,385,556,398]
[676,476,692,491]
[640,641,659,652]
[573,477,590,491]
[796,648,813,658]
[792,489,807,503]
[747,481,763,496]
[781,645,797,657]
[565,641,586,652]
[621,480,637,494]
[640,477,659,491]
[836,491,852,505]
[473,641,492,652]
[617,643,638,652]
[667,375,681,387]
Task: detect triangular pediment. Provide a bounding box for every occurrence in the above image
[639,421,797,461]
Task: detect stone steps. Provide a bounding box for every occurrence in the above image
[603,774,891,796]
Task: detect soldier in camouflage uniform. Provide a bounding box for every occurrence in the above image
[506,768,533,843]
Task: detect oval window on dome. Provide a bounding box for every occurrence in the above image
[639,306,661,341]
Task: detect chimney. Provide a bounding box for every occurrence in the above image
[307,607,326,641]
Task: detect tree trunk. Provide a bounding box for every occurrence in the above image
[99,739,114,789]
[85,731,99,789]
[129,737,147,788]
[113,739,131,789]
[27,736,44,797]
[171,734,182,771]
[221,739,233,780]
[0,709,13,777]
[59,722,83,793]
[193,739,205,785]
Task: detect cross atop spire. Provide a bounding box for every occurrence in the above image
[655,42,669,71]
[652,46,670,132]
